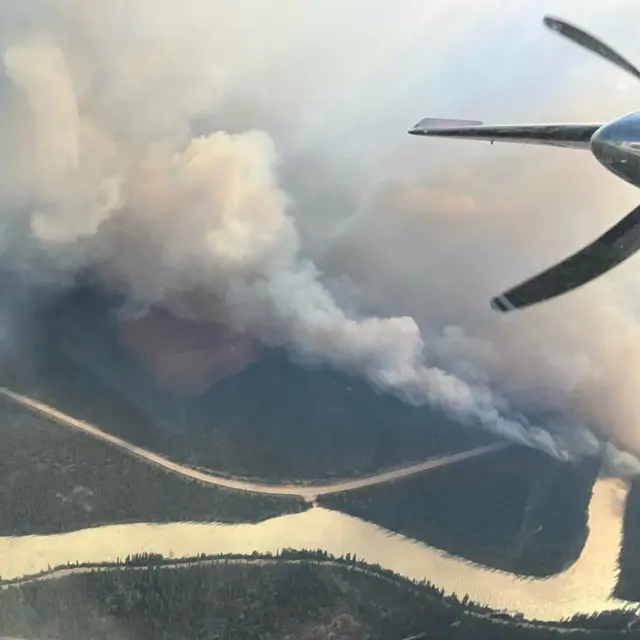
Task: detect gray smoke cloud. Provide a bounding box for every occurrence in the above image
[1,0,640,473]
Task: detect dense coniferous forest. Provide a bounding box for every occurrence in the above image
[0,550,635,640]
[0,397,305,536]
[3,281,496,483]
[1,270,635,636]
[320,446,600,576]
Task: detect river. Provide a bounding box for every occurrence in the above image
[0,389,637,622]
[0,476,635,622]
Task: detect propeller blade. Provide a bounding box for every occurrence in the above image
[491,202,640,312]
[543,16,640,82]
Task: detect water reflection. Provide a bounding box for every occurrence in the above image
[0,476,634,621]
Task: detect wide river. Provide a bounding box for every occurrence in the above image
[0,390,636,622]
[0,478,634,622]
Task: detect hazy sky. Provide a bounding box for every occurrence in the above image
[3,1,640,473]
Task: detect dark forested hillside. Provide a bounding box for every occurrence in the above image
[614,478,640,602]
[0,551,635,640]
[320,446,600,576]
[4,281,496,483]
[0,396,305,536]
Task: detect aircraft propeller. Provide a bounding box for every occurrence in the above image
[543,16,640,82]
[490,17,640,312]
[491,202,640,312]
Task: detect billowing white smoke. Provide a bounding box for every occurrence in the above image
[1,0,640,473]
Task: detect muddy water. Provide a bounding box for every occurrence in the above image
[0,476,633,622]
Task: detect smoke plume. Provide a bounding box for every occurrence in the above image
[1,0,640,473]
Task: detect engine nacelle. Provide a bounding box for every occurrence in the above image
[590,111,640,189]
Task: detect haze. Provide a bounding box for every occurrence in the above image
[0,0,640,472]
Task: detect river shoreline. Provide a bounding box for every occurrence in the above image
[0,388,636,622]
[0,477,635,622]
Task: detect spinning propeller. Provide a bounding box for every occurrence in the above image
[410,16,640,312]
[491,16,640,312]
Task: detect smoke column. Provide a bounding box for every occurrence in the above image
[1,0,640,473]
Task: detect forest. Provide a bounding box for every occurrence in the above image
[614,477,640,602]
[0,396,305,536]
[3,280,496,483]
[0,550,635,640]
[319,445,601,576]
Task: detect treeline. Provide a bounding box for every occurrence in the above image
[10,280,497,483]
[320,445,600,577]
[566,610,640,632]
[0,398,305,537]
[0,550,635,640]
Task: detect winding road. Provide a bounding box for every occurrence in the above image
[0,387,506,500]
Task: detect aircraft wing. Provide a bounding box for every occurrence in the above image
[409,118,602,150]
